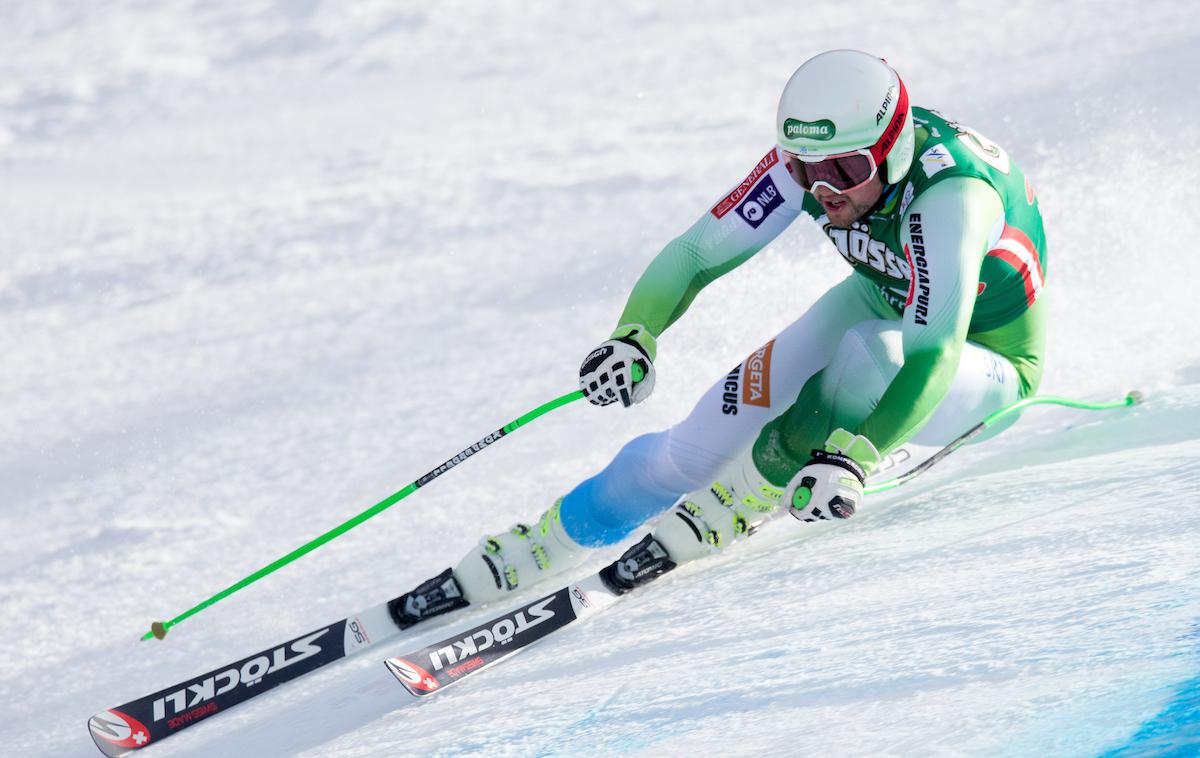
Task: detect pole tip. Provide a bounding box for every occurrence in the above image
[150,621,169,640]
[1126,390,1144,405]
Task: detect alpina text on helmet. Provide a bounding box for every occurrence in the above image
[876,85,897,125]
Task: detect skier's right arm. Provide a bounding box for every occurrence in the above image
[580,147,805,408]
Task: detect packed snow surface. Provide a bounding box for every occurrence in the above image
[2,2,1199,756]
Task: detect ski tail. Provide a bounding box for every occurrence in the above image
[88,603,396,756]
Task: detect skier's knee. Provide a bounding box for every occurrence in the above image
[820,322,902,418]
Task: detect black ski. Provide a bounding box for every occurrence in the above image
[384,534,675,696]
[88,598,401,756]
[384,571,621,696]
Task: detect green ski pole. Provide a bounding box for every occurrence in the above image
[144,389,586,641]
[865,390,1142,495]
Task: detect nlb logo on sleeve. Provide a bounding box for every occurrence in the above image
[735,175,783,229]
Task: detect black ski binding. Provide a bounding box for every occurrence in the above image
[600,534,677,595]
[389,567,470,629]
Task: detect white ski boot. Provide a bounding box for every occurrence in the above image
[599,456,783,595]
[452,498,590,604]
[651,454,783,564]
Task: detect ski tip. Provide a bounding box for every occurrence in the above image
[148,621,168,641]
[1126,390,1144,406]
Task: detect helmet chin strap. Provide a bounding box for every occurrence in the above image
[863,179,901,217]
[881,178,903,200]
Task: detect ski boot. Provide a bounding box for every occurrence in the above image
[651,455,783,563]
[601,455,784,595]
[451,498,590,604]
[390,500,589,628]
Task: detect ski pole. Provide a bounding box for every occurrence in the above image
[144,388,586,641]
[865,390,1141,495]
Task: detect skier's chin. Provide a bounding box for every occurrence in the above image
[822,199,865,227]
[812,174,885,227]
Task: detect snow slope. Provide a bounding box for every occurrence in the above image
[2,2,1198,756]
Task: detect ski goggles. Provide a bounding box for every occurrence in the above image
[782,77,910,195]
[782,149,879,195]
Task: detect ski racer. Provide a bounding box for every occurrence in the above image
[392,48,1048,622]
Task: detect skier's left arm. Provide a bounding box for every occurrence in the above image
[784,177,1004,523]
[856,176,1004,457]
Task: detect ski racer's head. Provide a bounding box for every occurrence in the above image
[777,50,915,227]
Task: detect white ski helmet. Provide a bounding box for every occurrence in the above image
[777,50,915,186]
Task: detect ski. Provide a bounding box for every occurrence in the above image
[384,570,623,696]
[88,598,403,757]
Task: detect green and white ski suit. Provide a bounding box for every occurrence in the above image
[559,107,1048,546]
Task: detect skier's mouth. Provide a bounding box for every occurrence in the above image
[822,197,849,212]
